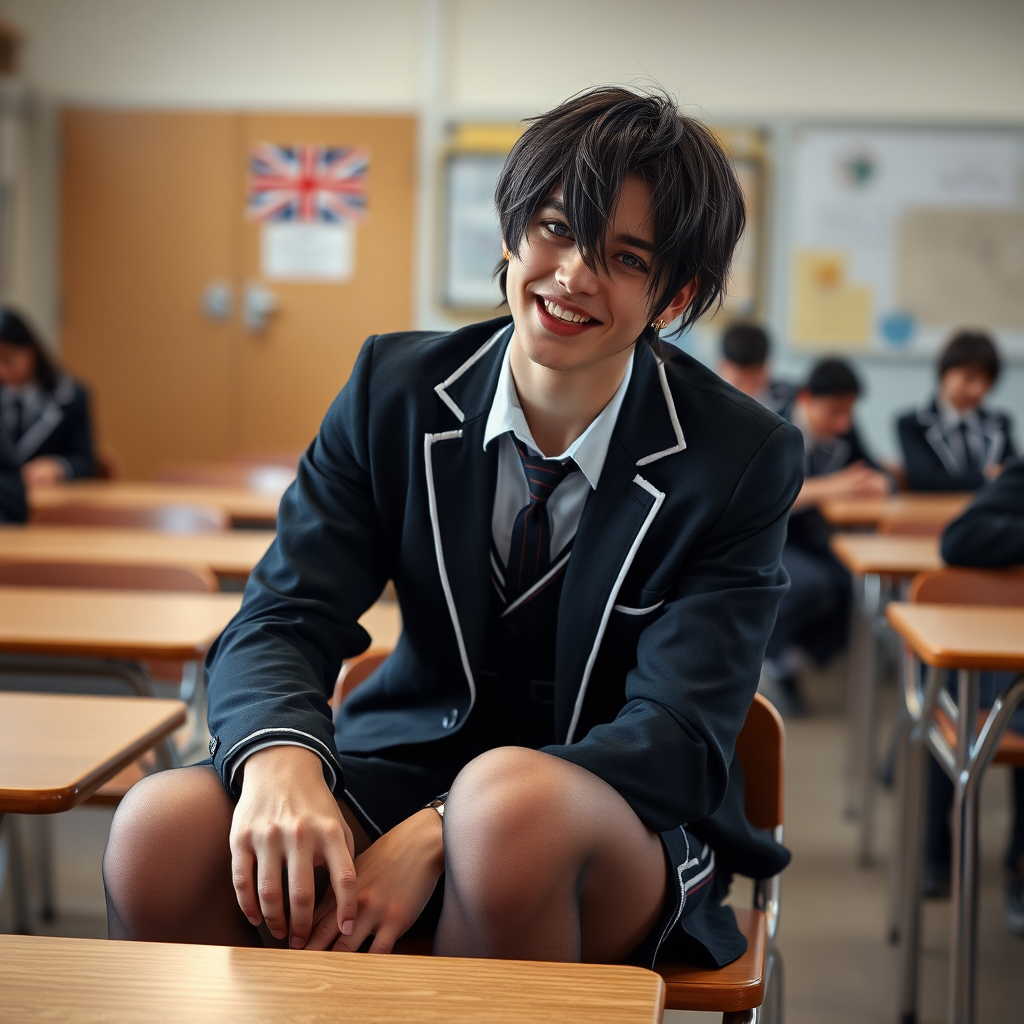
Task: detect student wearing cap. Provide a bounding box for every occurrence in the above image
[763,358,889,712]
[897,330,1016,492]
[716,322,795,417]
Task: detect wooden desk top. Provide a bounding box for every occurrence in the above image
[0,525,274,578]
[0,935,665,1024]
[0,693,186,813]
[29,480,282,526]
[0,587,398,662]
[0,588,242,660]
[886,603,1024,671]
[830,533,943,577]
[819,492,971,528]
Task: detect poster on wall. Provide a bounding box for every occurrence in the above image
[247,143,368,282]
[788,127,1024,355]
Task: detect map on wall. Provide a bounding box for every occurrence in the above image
[788,127,1024,355]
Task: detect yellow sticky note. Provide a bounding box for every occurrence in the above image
[791,250,872,346]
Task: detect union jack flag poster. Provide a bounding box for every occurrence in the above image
[247,143,369,224]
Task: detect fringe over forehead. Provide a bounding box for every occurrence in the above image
[494,86,746,337]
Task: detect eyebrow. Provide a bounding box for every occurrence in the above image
[538,199,656,253]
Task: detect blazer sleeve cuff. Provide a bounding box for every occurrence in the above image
[219,728,343,796]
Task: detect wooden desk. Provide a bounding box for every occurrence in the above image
[829,534,942,577]
[0,935,665,1024]
[29,481,282,528]
[819,492,970,529]
[0,525,275,582]
[886,602,1024,1024]
[0,588,243,661]
[0,693,186,814]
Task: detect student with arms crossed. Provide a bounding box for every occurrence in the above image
[716,322,795,416]
[762,359,890,713]
[103,88,804,969]
[897,330,1016,493]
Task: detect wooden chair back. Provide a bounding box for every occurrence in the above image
[0,560,217,593]
[735,693,785,830]
[332,649,390,713]
[33,502,229,533]
[910,567,1024,607]
[878,519,945,538]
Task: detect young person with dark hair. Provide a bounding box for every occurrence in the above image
[897,330,1016,492]
[103,87,803,971]
[923,460,1024,930]
[762,358,890,712]
[717,322,795,416]
[0,308,97,485]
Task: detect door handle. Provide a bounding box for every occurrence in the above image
[243,282,279,334]
[201,281,232,322]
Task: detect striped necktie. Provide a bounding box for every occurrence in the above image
[505,437,576,601]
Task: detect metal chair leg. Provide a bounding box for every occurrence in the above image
[887,707,912,943]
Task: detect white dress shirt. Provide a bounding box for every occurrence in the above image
[483,332,633,565]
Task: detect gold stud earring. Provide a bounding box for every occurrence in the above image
[502,246,511,261]
[651,318,669,331]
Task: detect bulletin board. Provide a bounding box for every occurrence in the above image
[786,125,1024,356]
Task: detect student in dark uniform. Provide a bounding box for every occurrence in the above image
[0,307,97,486]
[763,359,890,712]
[716,322,795,416]
[926,459,1024,932]
[897,330,1016,492]
[0,423,27,522]
[102,87,804,970]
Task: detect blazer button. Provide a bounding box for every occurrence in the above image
[442,709,459,729]
[208,736,220,756]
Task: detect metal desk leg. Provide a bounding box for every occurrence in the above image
[0,813,32,933]
[887,706,912,944]
[853,573,882,863]
[948,668,980,1024]
[845,572,867,818]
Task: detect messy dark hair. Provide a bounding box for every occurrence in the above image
[494,86,745,340]
[806,358,862,398]
[721,322,770,366]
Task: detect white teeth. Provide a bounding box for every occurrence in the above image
[543,298,592,324]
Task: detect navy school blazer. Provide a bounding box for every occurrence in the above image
[206,317,804,878]
[0,424,27,522]
[2,374,97,479]
[897,399,1016,493]
[941,458,1024,568]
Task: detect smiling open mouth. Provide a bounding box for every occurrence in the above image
[536,296,600,326]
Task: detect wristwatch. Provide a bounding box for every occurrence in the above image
[424,797,446,819]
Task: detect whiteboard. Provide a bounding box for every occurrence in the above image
[787,126,1024,357]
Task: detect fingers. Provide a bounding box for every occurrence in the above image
[256,842,289,940]
[367,925,402,955]
[306,893,341,951]
[230,844,263,927]
[286,852,317,949]
[325,832,359,941]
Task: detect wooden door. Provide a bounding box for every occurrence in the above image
[60,110,417,478]
[60,111,240,479]
[234,113,416,453]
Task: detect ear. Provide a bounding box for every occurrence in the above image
[654,277,700,326]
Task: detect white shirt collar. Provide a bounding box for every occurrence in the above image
[482,332,634,490]
[936,395,980,433]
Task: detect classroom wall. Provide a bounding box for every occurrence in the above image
[0,0,1022,458]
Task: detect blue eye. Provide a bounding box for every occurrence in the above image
[544,220,572,238]
[619,252,648,272]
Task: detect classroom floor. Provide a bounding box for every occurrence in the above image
[3,663,1023,1023]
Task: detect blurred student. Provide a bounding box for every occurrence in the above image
[0,423,27,522]
[717,322,795,416]
[762,358,890,712]
[0,308,97,486]
[925,460,1024,931]
[897,330,1016,492]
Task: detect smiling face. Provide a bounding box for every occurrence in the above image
[504,175,695,375]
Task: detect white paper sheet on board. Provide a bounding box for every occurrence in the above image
[261,222,354,281]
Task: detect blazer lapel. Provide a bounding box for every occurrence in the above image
[555,345,678,743]
[15,397,64,462]
[424,323,508,715]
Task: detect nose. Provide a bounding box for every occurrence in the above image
[554,246,600,295]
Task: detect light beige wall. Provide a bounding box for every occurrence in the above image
[1,0,1021,118]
